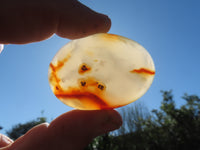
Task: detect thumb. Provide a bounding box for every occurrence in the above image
[48,110,122,150]
[6,110,122,150]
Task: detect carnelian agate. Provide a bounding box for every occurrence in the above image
[48,33,155,110]
[130,68,155,75]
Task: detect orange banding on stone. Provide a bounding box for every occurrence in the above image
[130,68,155,75]
[48,33,155,110]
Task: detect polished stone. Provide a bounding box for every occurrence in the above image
[48,33,155,110]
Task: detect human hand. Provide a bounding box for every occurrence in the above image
[0,0,121,149]
[0,110,122,150]
[0,0,111,44]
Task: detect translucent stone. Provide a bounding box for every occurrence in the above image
[48,33,155,110]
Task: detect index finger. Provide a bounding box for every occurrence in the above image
[0,0,111,44]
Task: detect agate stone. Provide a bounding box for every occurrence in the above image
[48,33,155,110]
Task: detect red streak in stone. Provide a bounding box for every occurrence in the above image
[131,68,155,75]
[55,91,111,109]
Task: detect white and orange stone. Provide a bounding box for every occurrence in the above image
[48,33,155,110]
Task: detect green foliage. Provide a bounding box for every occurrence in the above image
[85,133,115,150]
[6,117,47,140]
[116,102,150,135]
[143,90,200,150]
[85,90,200,150]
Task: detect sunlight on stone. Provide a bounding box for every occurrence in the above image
[48,33,155,110]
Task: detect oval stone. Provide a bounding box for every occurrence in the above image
[48,33,155,110]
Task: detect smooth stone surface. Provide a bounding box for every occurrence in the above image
[48,33,155,110]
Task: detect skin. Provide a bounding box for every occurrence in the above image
[0,110,122,150]
[0,0,122,149]
[0,0,111,44]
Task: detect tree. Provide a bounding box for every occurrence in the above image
[6,117,47,140]
[139,90,200,150]
[85,133,115,150]
[85,90,200,150]
[116,102,150,135]
[85,102,151,150]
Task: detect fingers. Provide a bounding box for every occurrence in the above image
[48,110,122,150]
[0,134,13,148]
[6,123,50,150]
[55,0,111,39]
[0,0,111,44]
[6,110,122,150]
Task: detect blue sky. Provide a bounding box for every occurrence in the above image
[1,0,200,134]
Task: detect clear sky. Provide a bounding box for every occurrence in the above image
[1,0,200,134]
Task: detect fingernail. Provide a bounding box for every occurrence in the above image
[101,110,122,131]
[0,44,4,54]
[41,122,50,127]
[0,134,13,146]
[93,13,111,32]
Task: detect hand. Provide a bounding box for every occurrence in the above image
[0,110,122,150]
[0,0,122,149]
[0,0,111,44]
